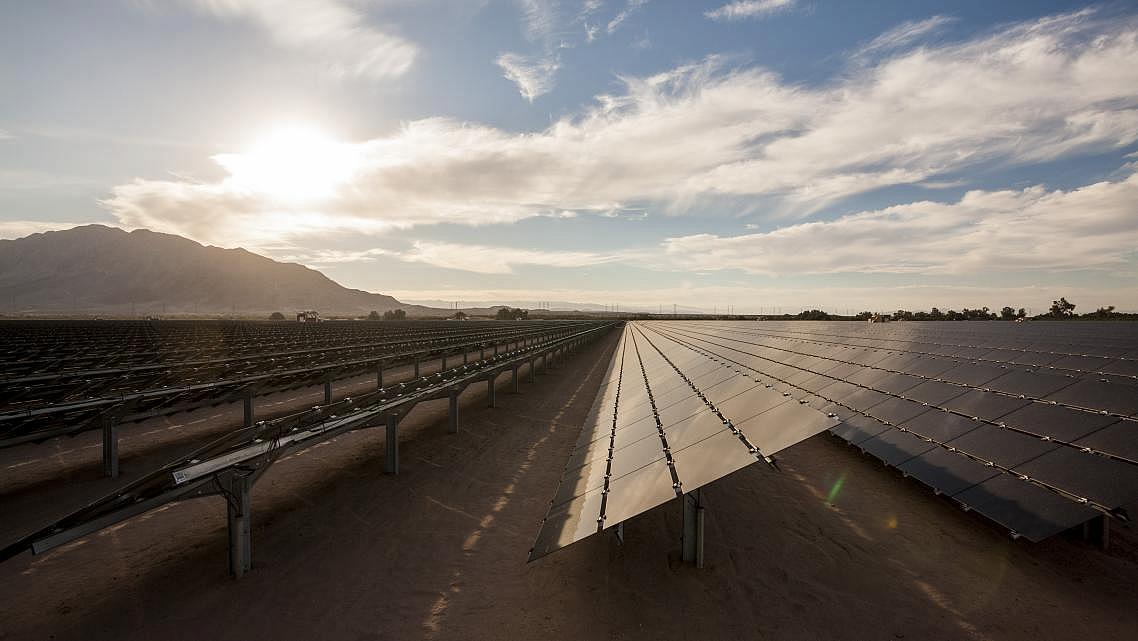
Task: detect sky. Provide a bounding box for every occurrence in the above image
[2,0,1138,314]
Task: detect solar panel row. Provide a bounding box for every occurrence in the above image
[649,321,1138,541]
[529,322,837,560]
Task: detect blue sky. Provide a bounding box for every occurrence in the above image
[2,0,1137,313]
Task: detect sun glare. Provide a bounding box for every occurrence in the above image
[220,124,359,202]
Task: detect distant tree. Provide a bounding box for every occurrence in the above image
[367,310,381,321]
[452,311,468,320]
[795,309,831,320]
[1000,306,1017,320]
[1049,297,1077,318]
[893,309,914,321]
[1083,305,1117,319]
[1017,308,1027,319]
[383,309,407,320]
[269,311,286,320]
[929,307,944,320]
[496,307,529,320]
[854,311,873,321]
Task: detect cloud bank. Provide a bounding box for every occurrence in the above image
[105,10,1138,268]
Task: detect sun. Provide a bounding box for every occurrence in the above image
[218,124,359,203]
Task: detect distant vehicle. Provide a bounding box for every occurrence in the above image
[296,310,321,322]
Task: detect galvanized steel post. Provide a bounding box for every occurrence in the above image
[385,414,399,475]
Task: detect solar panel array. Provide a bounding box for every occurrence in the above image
[639,320,1138,542]
[2,321,616,567]
[0,320,582,446]
[529,322,838,560]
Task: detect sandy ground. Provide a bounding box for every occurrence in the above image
[1,327,1136,641]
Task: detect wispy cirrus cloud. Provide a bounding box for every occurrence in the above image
[856,15,954,57]
[104,11,1138,254]
[183,0,417,79]
[496,52,561,102]
[607,0,650,34]
[705,0,795,21]
[499,0,564,100]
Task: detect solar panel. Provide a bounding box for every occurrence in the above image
[529,322,838,561]
[1073,421,1137,462]
[898,447,1001,495]
[952,475,1098,542]
[639,320,1138,545]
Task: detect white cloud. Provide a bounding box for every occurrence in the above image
[185,0,416,79]
[496,52,561,101]
[663,170,1138,275]
[516,0,558,41]
[0,221,89,240]
[104,11,1138,250]
[607,0,649,34]
[401,241,621,274]
[856,15,954,57]
[705,0,795,21]
[0,129,10,140]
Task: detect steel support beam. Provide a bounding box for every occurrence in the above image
[227,471,253,578]
[414,360,420,378]
[529,358,537,382]
[512,366,520,393]
[448,389,459,434]
[323,378,332,405]
[385,414,399,475]
[682,490,704,567]
[377,365,384,390]
[486,374,496,408]
[101,418,119,479]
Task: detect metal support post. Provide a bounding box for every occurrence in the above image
[414,360,420,378]
[512,365,520,393]
[385,414,399,475]
[323,378,332,404]
[682,490,704,566]
[480,346,485,360]
[494,343,499,356]
[226,470,253,578]
[101,417,119,479]
[487,374,496,408]
[1085,515,1110,550]
[448,389,459,434]
[463,350,469,364]
[377,365,384,389]
[529,358,537,382]
[243,390,255,427]
[442,353,447,371]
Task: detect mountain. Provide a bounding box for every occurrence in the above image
[0,225,436,317]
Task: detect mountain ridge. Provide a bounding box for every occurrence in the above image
[0,225,437,317]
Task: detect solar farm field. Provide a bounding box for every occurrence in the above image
[2,320,1137,641]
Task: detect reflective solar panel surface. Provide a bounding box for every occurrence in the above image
[624,320,1138,542]
[529,322,839,561]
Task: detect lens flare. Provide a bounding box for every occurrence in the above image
[827,473,846,504]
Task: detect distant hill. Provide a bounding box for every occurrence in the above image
[0,225,437,317]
